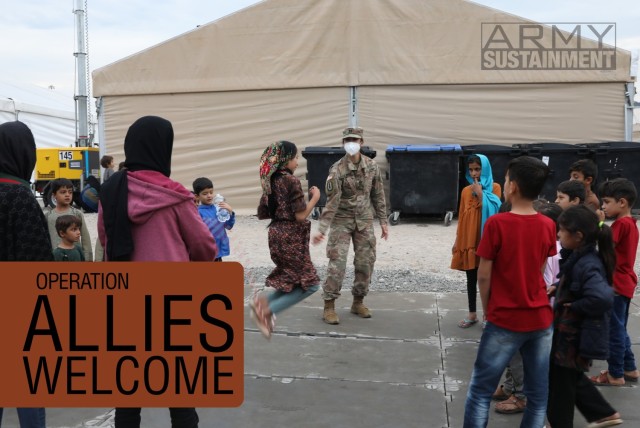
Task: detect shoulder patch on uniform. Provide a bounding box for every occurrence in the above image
[325,175,335,194]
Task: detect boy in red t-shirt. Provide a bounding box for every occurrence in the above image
[591,178,640,386]
[464,156,557,428]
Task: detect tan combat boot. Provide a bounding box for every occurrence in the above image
[323,299,340,325]
[351,296,371,318]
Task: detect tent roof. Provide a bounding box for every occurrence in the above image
[93,0,633,96]
[0,81,75,119]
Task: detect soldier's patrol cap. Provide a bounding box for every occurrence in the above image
[342,127,364,140]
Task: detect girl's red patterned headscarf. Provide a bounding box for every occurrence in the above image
[259,141,296,195]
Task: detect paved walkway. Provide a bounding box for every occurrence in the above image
[5,293,638,427]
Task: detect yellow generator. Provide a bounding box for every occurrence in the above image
[34,147,101,207]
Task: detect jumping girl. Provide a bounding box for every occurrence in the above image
[252,141,321,339]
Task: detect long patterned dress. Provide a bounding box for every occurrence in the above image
[258,170,320,292]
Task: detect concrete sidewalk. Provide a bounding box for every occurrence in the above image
[6,292,638,428]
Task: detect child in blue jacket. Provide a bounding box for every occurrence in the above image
[193,177,235,260]
[547,205,621,427]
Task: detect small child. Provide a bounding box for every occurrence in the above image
[80,175,100,213]
[101,155,115,182]
[591,178,640,386]
[547,205,621,427]
[555,179,589,276]
[193,177,235,261]
[44,178,93,261]
[451,154,502,328]
[555,179,586,210]
[53,215,85,261]
[463,156,556,428]
[569,159,600,211]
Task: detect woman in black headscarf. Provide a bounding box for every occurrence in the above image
[0,121,50,427]
[98,116,216,428]
[99,115,216,263]
[0,121,53,262]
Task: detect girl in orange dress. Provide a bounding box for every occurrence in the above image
[451,154,502,328]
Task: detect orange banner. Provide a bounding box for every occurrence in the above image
[0,262,244,407]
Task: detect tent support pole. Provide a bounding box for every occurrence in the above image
[96,97,106,173]
[349,86,358,127]
[625,82,636,141]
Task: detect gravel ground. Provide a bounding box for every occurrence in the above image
[83,212,640,295]
[83,212,466,293]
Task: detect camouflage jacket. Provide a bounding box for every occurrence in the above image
[318,155,387,234]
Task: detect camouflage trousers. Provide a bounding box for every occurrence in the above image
[322,222,376,300]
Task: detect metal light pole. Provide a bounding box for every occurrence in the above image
[74,0,89,147]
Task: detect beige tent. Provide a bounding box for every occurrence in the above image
[93,0,634,211]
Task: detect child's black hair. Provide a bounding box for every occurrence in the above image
[506,156,550,200]
[557,180,586,204]
[533,198,562,232]
[55,214,82,237]
[50,178,74,194]
[558,205,615,284]
[467,155,481,166]
[100,155,114,169]
[278,141,298,165]
[192,177,214,195]
[569,159,598,183]
[118,161,126,171]
[498,201,511,213]
[599,178,637,207]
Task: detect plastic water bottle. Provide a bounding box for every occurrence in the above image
[214,194,230,222]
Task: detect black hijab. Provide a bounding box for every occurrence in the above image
[123,116,173,176]
[0,121,37,184]
[100,116,174,261]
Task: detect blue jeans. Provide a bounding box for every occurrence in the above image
[267,285,319,315]
[607,294,637,378]
[464,322,553,428]
[0,408,46,428]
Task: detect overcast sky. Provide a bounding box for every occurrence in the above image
[1,0,638,97]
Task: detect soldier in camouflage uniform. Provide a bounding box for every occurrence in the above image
[311,127,388,324]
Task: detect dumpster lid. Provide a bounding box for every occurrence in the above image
[386,144,461,152]
[301,146,346,155]
[301,146,376,159]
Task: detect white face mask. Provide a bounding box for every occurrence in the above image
[344,142,361,156]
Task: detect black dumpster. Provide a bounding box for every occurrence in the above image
[385,144,462,226]
[523,143,592,202]
[461,145,523,200]
[301,146,377,219]
[587,141,640,210]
